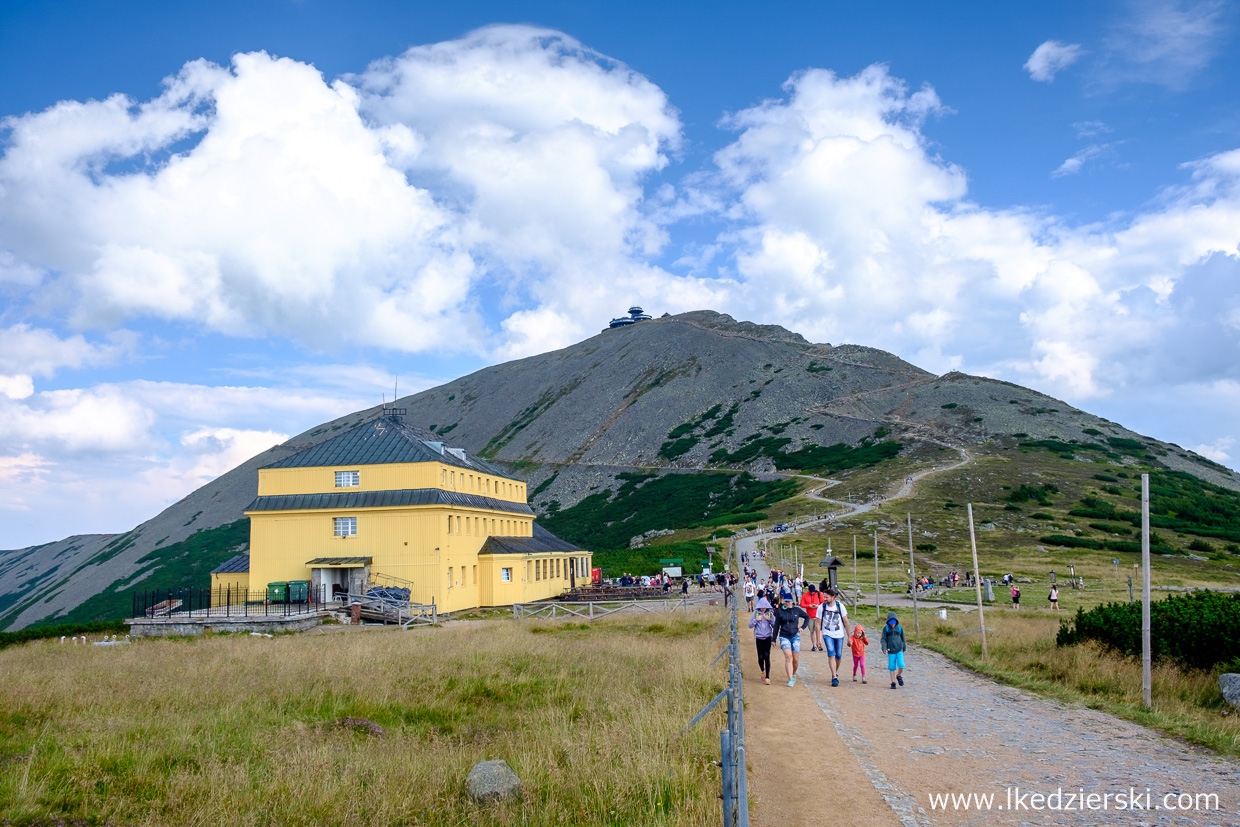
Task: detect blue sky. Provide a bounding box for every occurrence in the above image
[1,0,1239,548]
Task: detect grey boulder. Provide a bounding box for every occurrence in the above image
[1221,674,1240,709]
[467,759,522,803]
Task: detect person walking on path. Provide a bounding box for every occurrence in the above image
[1048,584,1059,611]
[818,588,851,687]
[1011,584,1021,609]
[773,595,811,687]
[799,583,825,651]
[849,623,870,683]
[880,611,906,690]
[748,596,776,685]
[744,578,756,611]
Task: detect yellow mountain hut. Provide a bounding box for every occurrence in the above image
[211,413,590,613]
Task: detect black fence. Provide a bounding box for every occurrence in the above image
[131,585,328,620]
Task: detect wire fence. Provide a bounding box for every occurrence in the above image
[131,585,328,620]
[680,539,749,827]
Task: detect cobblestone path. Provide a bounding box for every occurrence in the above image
[794,645,1240,826]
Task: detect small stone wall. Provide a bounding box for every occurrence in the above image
[127,612,329,638]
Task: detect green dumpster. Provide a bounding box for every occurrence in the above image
[288,580,310,603]
[267,581,288,602]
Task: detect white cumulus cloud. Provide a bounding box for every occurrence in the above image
[1024,40,1084,81]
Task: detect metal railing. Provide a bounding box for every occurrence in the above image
[131,585,328,620]
[511,596,694,620]
[680,563,748,825]
[344,588,437,629]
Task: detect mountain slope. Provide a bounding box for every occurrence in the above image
[2,310,1235,629]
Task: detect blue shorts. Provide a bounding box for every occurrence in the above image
[823,636,844,658]
[887,651,906,671]
[778,634,801,653]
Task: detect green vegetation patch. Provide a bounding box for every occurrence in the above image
[710,436,901,475]
[0,620,127,650]
[1058,591,1240,670]
[23,520,252,628]
[540,471,797,569]
[1005,483,1059,505]
[1067,471,1240,544]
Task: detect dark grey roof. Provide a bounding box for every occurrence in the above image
[481,524,586,556]
[263,415,517,479]
[211,553,250,574]
[305,557,372,566]
[245,488,535,515]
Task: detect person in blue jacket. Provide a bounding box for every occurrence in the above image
[880,611,907,690]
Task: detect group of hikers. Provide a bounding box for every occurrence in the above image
[743,570,908,691]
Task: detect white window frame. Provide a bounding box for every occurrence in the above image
[501,567,512,582]
[335,470,360,488]
[334,516,357,537]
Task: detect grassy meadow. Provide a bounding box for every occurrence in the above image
[913,609,1240,757]
[0,611,726,827]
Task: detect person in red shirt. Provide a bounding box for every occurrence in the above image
[799,583,825,651]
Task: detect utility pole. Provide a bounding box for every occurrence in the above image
[1141,473,1152,709]
[967,504,988,658]
[907,513,919,633]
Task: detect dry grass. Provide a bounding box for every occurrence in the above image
[0,612,727,826]
[916,610,1240,756]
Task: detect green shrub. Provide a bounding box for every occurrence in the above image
[1057,591,1240,670]
[1188,538,1215,553]
[915,543,937,551]
[1007,483,1059,505]
[1030,512,1053,520]
[941,403,958,409]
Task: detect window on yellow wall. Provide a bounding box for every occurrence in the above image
[501,567,512,582]
[472,565,477,585]
[441,468,446,486]
[335,470,360,488]
[526,561,531,581]
[534,561,540,581]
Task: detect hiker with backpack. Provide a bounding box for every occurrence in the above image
[880,611,907,690]
[1011,584,1021,609]
[818,587,851,687]
[748,596,776,685]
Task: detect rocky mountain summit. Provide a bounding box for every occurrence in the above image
[2,310,1234,629]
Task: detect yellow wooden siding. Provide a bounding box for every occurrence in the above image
[258,462,526,502]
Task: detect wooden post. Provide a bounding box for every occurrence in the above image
[1141,473,1152,709]
[907,513,919,633]
[967,504,988,658]
[873,530,881,621]
[853,535,858,597]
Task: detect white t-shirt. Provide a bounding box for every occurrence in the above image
[744,582,755,598]
[820,601,848,639]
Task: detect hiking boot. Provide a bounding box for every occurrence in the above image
[897,675,904,686]
[890,682,897,689]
